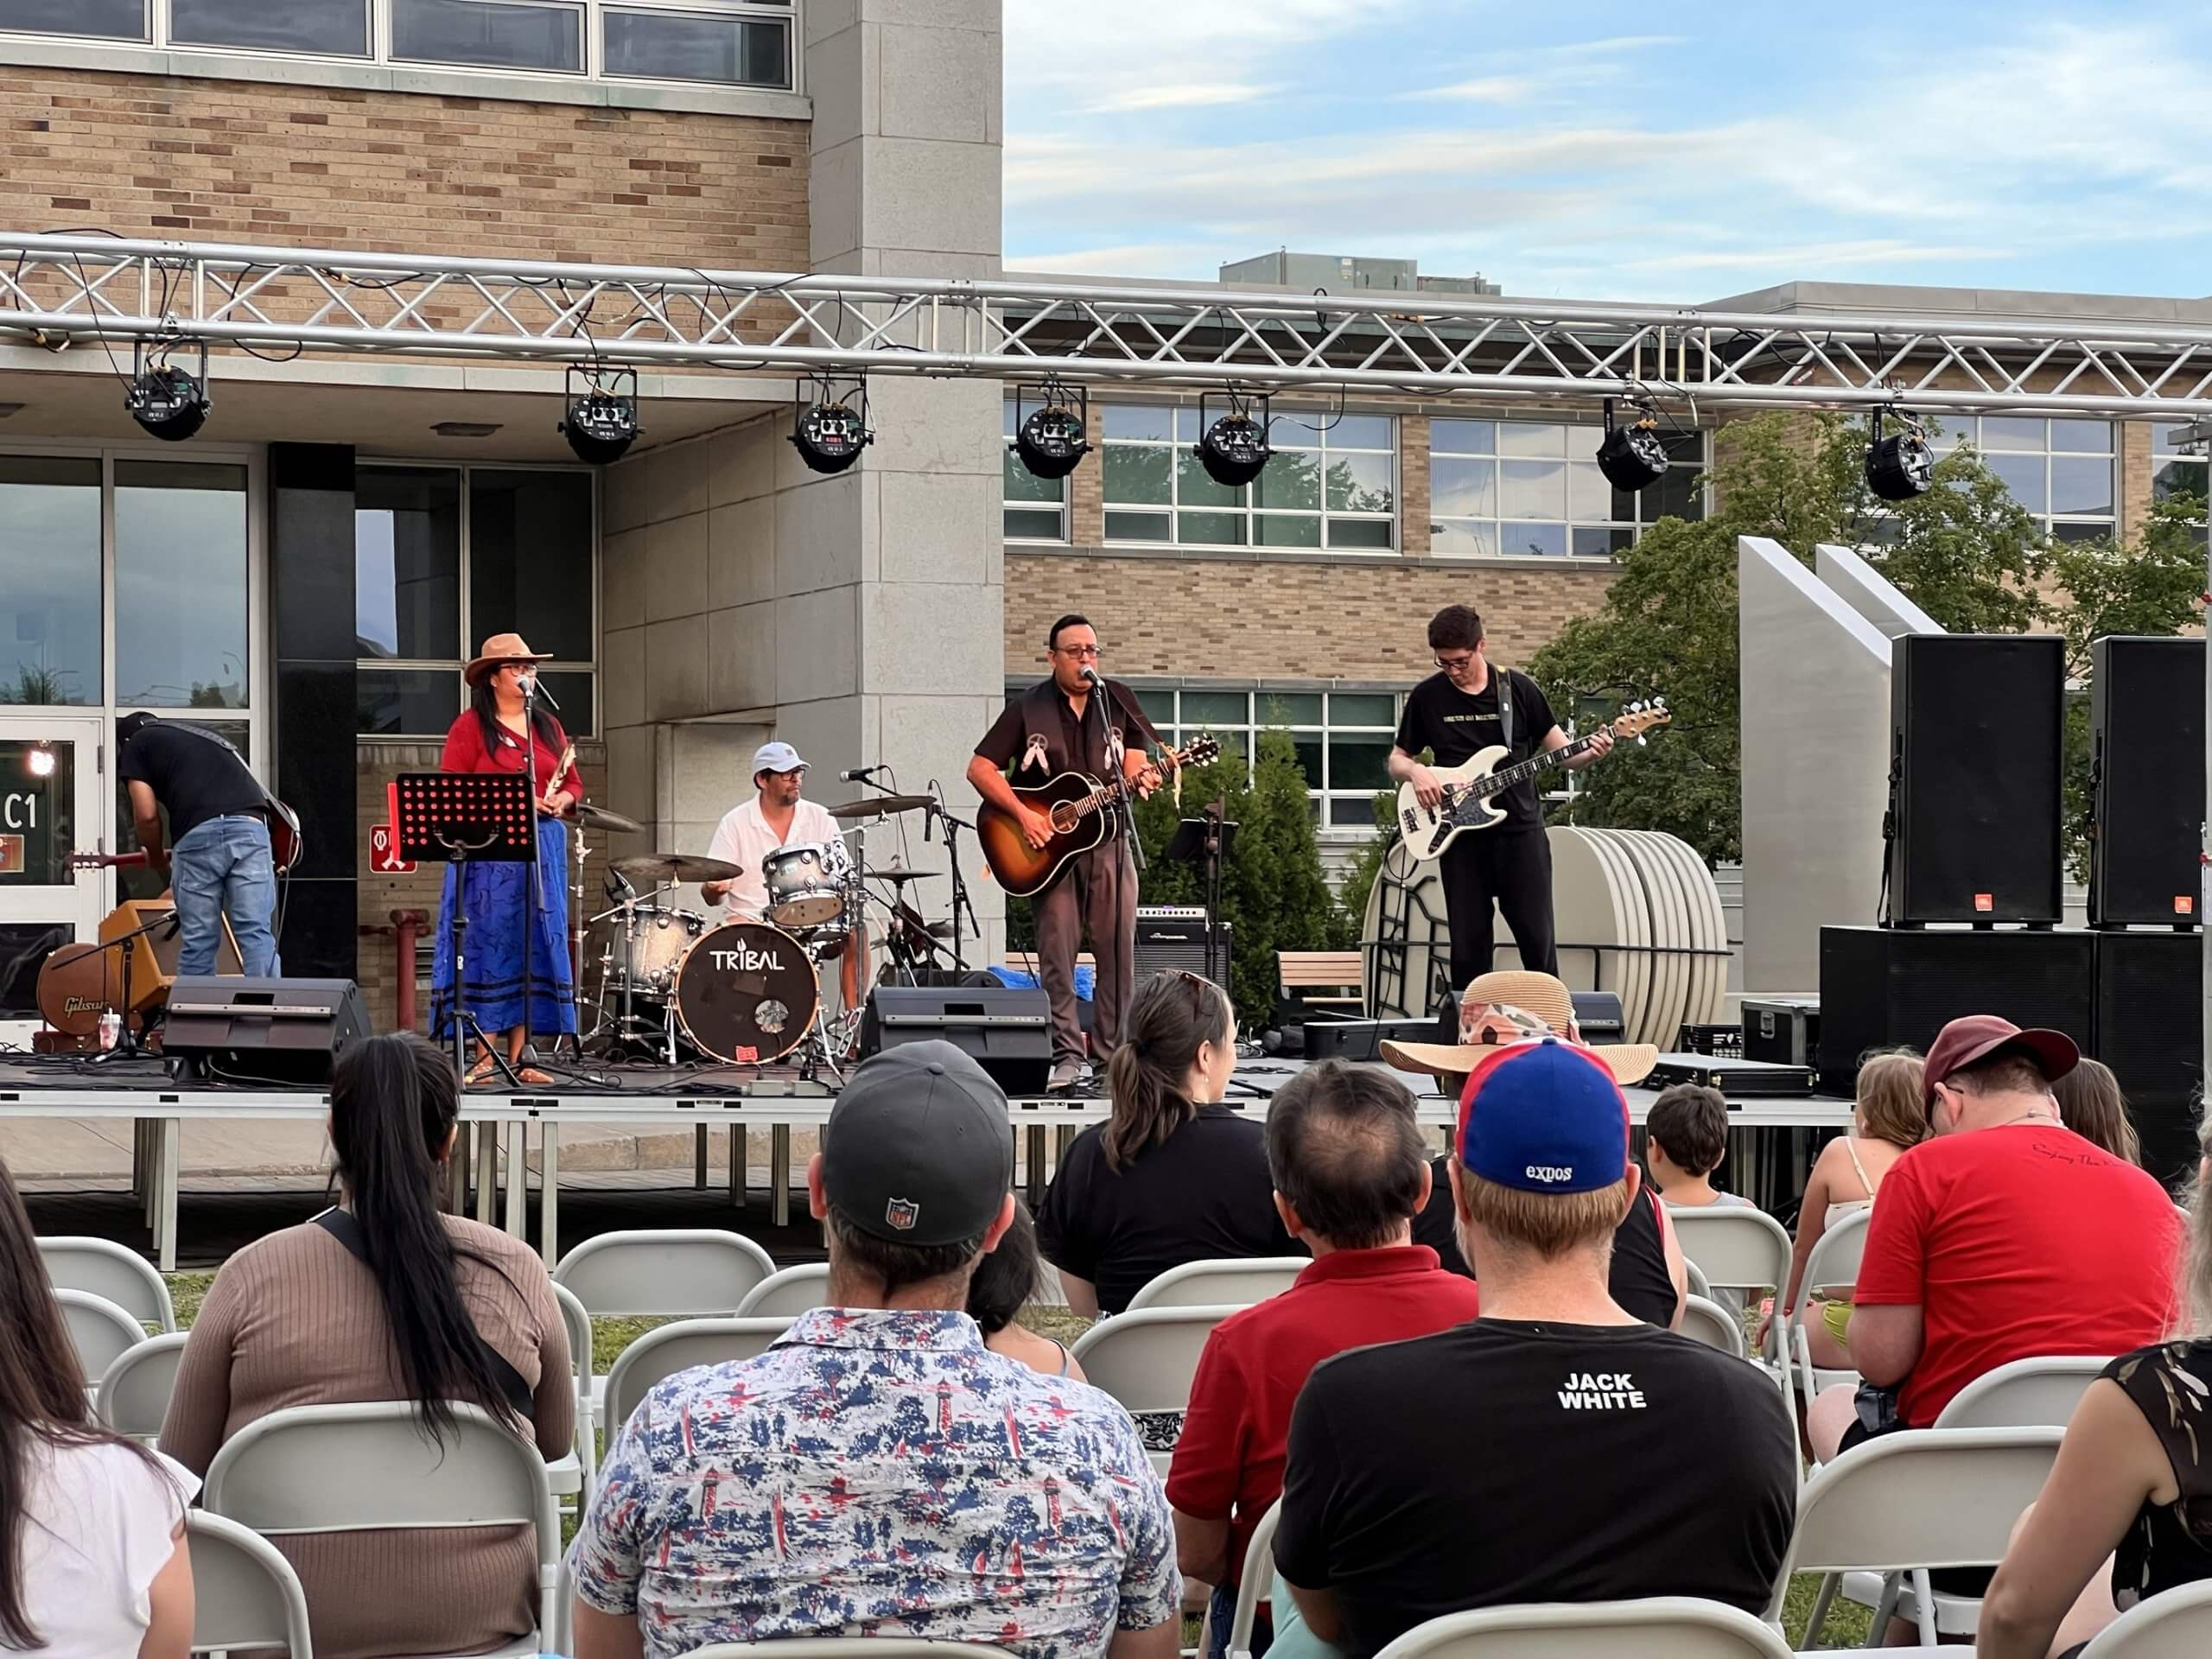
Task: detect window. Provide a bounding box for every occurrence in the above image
[171,0,367,54]
[1429,419,1706,559]
[0,0,145,40]
[2151,422,2209,546]
[1002,397,1068,542]
[356,464,596,736]
[115,461,250,709]
[1101,405,1396,550]
[1929,416,2115,543]
[1117,684,1404,832]
[392,0,582,73]
[0,456,101,706]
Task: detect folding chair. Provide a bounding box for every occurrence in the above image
[98,1330,188,1442]
[188,1510,315,1657]
[1679,1294,1747,1358]
[1685,1260,1713,1303]
[1772,1426,2063,1649]
[39,1236,176,1332]
[2079,1577,2212,1658]
[1666,1208,1793,1365]
[602,1316,793,1436]
[734,1262,831,1319]
[203,1402,556,1659]
[58,1288,147,1386]
[1789,1208,1872,1416]
[1068,1305,1238,1476]
[1127,1257,1308,1312]
[681,1643,1015,1658]
[1226,1502,1279,1659]
[545,1281,594,1508]
[1367,1598,1794,1659]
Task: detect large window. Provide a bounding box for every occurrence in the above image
[356,464,596,736]
[1002,397,1067,542]
[1429,419,1705,559]
[0,457,100,707]
[1125,685,1403,832]
[1102,407,1396,551]
[1929,416,2115,543]
[0,0,797,89]
[2151,422,2209,545]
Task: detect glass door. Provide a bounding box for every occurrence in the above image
[0,716,107,1043]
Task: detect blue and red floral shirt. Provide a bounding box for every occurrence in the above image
[569,1306,1180,1659]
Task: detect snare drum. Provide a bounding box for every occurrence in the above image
[673,920,819,1063]
[625,905,707,993]
[762,838,851,931]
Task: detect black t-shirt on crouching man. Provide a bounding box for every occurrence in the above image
[1273,1319,1797,1659]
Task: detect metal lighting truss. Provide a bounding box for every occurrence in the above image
[6,231,2212,416]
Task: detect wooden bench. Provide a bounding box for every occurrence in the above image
[1278,950,1366,1014]
[1001,951,1096,977]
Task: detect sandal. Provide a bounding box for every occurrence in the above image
[465,1053,499,1086]
[516,1065,555,1087]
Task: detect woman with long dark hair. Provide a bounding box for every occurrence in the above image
[967,1197,1088,1380]
[428,632,582,1085]
[162,1032,573,1659]
[0,1153,194,1656]
[1037,971,1290,1315]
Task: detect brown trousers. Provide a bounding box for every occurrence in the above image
[1032,838,1137,1066]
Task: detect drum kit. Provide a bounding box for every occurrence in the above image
[577,793,960,1073]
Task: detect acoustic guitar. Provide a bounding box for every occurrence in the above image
[978,735,1221,898]
[1395,701,1671,863]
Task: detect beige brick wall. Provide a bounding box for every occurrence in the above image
[1399,414,1432,556]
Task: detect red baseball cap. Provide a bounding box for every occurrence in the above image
[1921,1014,2080,1111]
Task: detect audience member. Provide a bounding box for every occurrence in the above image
[1038,970,1291,1315]
[1806,1016,2184,1465]
[967,1196,1087,1382]
[569,1041,1179,1659]
[2052,1057,2143,1166]
[1396,970,1687,1327]
[1644,1084,1758,1211]
[1274,1040,1796,1659]
[1770,1050,1923,1370]
[162,1032,573,1659]
[1168,1061,1483,1658]
[1980,1103,2212,1659]
[0,1152,194,1659]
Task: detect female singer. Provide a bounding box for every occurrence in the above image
[429,632,581,1086]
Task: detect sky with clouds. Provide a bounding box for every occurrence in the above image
[1002,3,2212,302]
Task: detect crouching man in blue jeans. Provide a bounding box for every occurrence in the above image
[117,712,282,977]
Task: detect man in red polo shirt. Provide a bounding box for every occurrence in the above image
[1166,1059,1482,1657]
[1807,1014,2185,1463]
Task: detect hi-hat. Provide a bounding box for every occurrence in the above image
[828,795,934,819]
[865,866,942,884]
[574,802,644,836]
[613,852,743,885]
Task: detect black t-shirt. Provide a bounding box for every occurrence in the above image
[1275,1319,1796,1658]
[1393,669,1557,830]
[116,721,265,846]
[976,678,1148,784]
[1035,1104,1294,1313]
[1412,1154,1681,1327]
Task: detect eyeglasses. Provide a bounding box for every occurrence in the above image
[1433,652,1478,671]
[1055,645,1102,658]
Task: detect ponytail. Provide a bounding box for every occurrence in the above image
[329,1033,520,1437]
[1103,972,1230,1170]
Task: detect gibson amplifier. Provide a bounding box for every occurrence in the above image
[162,976,371,1084]
[1134,906,1232,992]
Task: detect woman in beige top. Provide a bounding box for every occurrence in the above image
[162,1033,573,1659]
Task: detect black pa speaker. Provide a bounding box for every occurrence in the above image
[2090,929,2205,1185]
[1133,907,1233,993]
[1889,633,2064,925]
[162,976,372,1084]
[2090,637,2204,928]
[859,985,1052,1094]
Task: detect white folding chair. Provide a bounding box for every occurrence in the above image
[734,1261,831,1318]
[1068,1305,1238,1476]
[1368,1598,1794,1659]
[603,1316,792,1437]
[1227,1502,1279,1659]
[98,1330,188,1441]
[1126,1257,1308,1312]
[58,1288,147,1386]
[1789,1208,1872,1415]
[681,1643,1015,1657]
[1678,1294,1746,1358]
[1684,1259,1713,1303]
[188,1510,315,1657]
[2079,1577,2212,1659]
[1774,1426,2063,1649]
[1666,1207,1792,1365]
[204,1402,556,1659]
[550,1281,594,1495]
[39,1236,176,1332]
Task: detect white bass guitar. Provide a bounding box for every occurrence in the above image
[1395,701,1670,862]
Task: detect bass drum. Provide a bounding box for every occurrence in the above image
[673,921,819,1063]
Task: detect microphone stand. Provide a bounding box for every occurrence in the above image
[520,678,541,1077]
[929,784,980,979]
[86,907,186,1065]
[1088,671,1147,875]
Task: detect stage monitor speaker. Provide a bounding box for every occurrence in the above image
[1817,925,2093,1091]
[1133,907,1232,992]
[858,985,1052,1094]
[1890,633,2064,925]
[2090,636,2204,927]
[161,976,372,1085]
[2091,928,2205,1185]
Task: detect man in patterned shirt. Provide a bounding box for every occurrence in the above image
[569,1040,1182,1659]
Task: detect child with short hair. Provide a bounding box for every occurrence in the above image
[1645,1084,1758,1212]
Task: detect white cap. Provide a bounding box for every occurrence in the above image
[753,741,807,775]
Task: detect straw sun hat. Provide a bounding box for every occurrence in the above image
[1380,969,1659,1085]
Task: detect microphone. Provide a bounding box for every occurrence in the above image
[521,674,561,711]
[1080,665,1102,687]
[841,765,883,782]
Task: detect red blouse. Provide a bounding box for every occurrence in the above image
[439,711,582,802]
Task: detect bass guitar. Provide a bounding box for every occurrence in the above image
[70,798,304,877]
[978,735,1221,898]
[1395,701,1670,863]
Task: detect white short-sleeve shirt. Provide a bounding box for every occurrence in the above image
[703,796,842,922]
[20,1438,196,1656]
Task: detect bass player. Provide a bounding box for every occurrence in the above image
[968,613,1170,1090]
[1388,604,1610,987]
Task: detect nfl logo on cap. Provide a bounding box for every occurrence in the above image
[883,1197,919,1231]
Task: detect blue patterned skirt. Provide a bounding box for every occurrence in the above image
[429,814,577,1039]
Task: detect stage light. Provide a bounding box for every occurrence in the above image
[1596,400,1669,492]
[1010,379,1090,480]
[125,337,210,442]
[791,376,873,475]
[27,742,54,779]
[559,365,639,465]
[1866,408,1934,502]
[1193,389,1271,487]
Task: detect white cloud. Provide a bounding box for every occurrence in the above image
[1086,82,1284,113]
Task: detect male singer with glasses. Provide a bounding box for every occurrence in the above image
[969,614,1170,1090]
[1388,604,1609,988]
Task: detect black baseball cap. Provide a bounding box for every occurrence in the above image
[821,1040,1014,1246]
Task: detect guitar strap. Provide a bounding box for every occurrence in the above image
[156,720,280,817]
[1495,665,1515,755]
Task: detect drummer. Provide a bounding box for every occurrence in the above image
[700,741,842,924]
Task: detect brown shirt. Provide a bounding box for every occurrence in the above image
[161,1212,574,1659]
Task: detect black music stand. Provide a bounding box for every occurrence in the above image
[392,772,535,1085]
[1166,804,1237,988]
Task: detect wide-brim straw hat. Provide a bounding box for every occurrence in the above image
[463,632,550,685]
[1381,968,1658,1085]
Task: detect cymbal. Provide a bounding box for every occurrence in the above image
[575,802,644,836]
[828,794,935,819]
[612,852,744,886]
[864,866,941,884]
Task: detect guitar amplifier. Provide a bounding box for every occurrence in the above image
[1135,907,1232,993]
[99,900,243,1014]
[859,986,1052,1094]
[162,976,371,1084]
